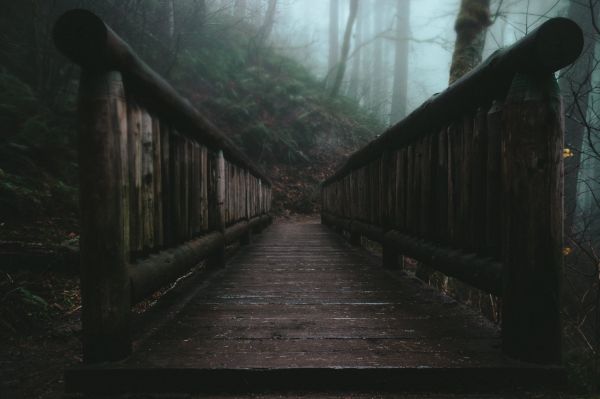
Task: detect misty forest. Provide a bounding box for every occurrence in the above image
[1,0,600,397]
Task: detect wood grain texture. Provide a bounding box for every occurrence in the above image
[126,223,512,369]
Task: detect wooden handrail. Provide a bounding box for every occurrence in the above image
[321,18,583,365]
[54,9,271,185]
[324,17,582,184]
[54,10,273,363]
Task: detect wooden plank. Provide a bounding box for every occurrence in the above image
[152,116,163,248]
[460,114,473,250]
[485,102,503,258]
[201,146,209,231]
[141,108,155,251]
[127,101,143,257]
[84,222,548,384]
[471,107,488,253]
[435,127,449,243]
[171,132,181,243]
[160,122,172,246]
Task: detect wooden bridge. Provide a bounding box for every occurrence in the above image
[54,10,583,396]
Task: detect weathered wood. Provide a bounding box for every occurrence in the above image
[201,146,209,232]
[170,132,182,244]
[64,223,564,395]
[224,220,249,245]
[129,231,224,303]
[78,70,131,362]
[127,101,143,258]
[55,10,274,367]
[141,109,155,251]
[322,17,583,184]
[54,9,272,186]
[500,73,563,364]
[385,230,502,296]
[160,122,172,246]
[471,107,488,253]
[485,102,503,258]
[152,117,164,248]
[435,128,449,242]
[182,139,191,240]
[208,150,226,268]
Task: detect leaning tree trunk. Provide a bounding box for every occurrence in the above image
[330,0,359,98]
[449,0,491,84]
[346,1,362,99]
[328,0,340,75]
[371,3,385,118]
[390,0,410,123]
[560,0,599,236]
[256,0,277,48]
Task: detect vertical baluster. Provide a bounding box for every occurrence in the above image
[141,109,155,251]
[472,107,489,253]
[160,122,172,246]
[486,102,503,258]
[127,101,143,258]
[152,117,163,248]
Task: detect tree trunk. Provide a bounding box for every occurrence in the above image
[235,0,246,19]
[346,1,362,99]
[360,1,372,106]
[256,0,278,48]
[330,0,359,98]
[390,0,410,123]
[328,0,340,74]
[371,3,385,117]
[560,0,599,236]
[449,0,491,84]
[160,0,175,42]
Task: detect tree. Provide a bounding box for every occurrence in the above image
[256,0,278,48]
[328,0,340,74]
[371,2,386,118]
[560,0,599,236]
[235,0,247,19]
[160,0,175,41]
[390,0,410,123]
[346,1,363,99]
[449,0,491,84]
[330,0,359,97]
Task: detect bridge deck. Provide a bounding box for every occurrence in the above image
[66,222,563,394]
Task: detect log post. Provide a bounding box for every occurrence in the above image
[501,73,563,364]
[240,169,252,245]
[208,150,226,268]
[78,70,131,363]
[381,151,400,269]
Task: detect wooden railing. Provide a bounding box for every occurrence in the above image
[322,18,584,364]
[54,10,272,363]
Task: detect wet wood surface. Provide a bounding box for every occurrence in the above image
[125,222,517,369]
[66,222,566,394]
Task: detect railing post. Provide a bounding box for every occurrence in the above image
[78,70,131,363]
[381,151,400,269]
[208,150,226,268]
[501,73,563,364]
[241,169,252,245]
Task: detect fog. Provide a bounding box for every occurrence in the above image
[213,0,570,123]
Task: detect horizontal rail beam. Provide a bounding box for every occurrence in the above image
[129,215,272,303]
[324,17,582,185]
[322,213,502,295]
[384,231,502,296]
[129,232,224,303]
[53,9,271,186]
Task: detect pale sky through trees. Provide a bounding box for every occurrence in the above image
[264,0,570,120]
